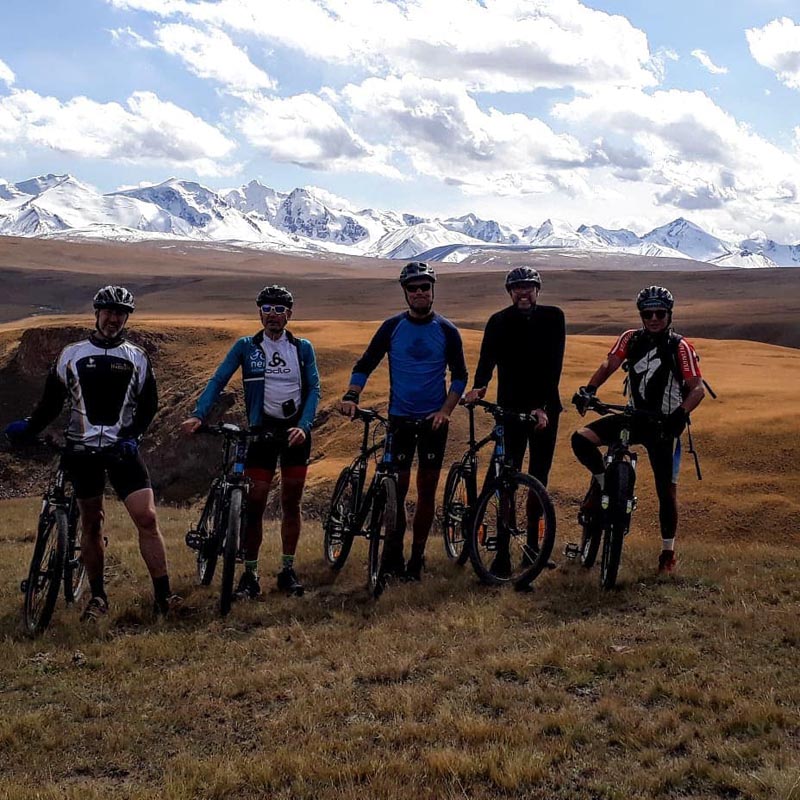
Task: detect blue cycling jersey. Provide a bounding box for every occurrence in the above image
[350,312,468,417]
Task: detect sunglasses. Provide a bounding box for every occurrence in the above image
[640,309,668,320]
[260,304,289,314]
[405,282,432,293]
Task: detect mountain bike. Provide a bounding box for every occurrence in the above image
[322,409,400,597]
[19,437,87,635]
[442,400,557,588]
[185,424,286,615]
[565,396,660,589]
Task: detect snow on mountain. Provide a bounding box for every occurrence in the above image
[642,217,734,262]
[442,214,518,244]
[738,231,800,267]
[368,221,483,260]
[14,173,67,197]
[711,250,778,269]
[223,179,284,219]
[0,175,178,237]
[520,218,597,249]
[113,178,281,243]
[273,187,372,248]
[0,179,28,203]
[578,224,640,248]
[2,172,798,267]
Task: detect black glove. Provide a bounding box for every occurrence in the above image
[571,385,596,415]
[664,407,688,438]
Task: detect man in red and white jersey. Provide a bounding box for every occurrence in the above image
[571,286,705,574]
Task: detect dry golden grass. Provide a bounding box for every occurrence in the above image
[1,501,800,799]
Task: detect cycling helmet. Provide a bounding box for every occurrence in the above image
[93,285,135,313]
[505,266,541,290]
[256,284,294,308]
[636,285,674,312]
[399,261,437,286]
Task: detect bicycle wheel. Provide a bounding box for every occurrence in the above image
[599,461,635,590]
[441,463,470,564]
[579,517,602,569]
[323,467,358,570]
[196,486,222,586]
[220,488,243,616]
[469,472,556,586]
[367,477,399,597]
[63,500,87,604]
[23,506,67,635]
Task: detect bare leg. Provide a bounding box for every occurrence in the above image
[124,488,168,579]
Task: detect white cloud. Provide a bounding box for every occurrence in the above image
[552,87,800,218]
[341,75,592,195]
[103,0,657,93]
[691,49,728,75]
[0,89,235,175]
[0,58,15,87]
[109,26,157,48]
[234,92,399,176]
[746,17,800,90]
[154,23,276,91]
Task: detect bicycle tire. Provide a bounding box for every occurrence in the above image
[441,462,470,564]
[197,486,222,586]
[469,472,556,587]
[367,476,399,597]
[323,467,358,570]
[63,501,87,604]
[599,461,634,590]
[579,517,602,569]
[220,488,243,616]
[23,507,67,635]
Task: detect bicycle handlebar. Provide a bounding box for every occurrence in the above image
[197,424,288,443]
[461,398,540,425]
[580,396,662,421]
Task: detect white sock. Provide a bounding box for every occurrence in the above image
[661,539,675,551]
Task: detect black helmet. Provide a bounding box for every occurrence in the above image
[93,285,135,312]
[505,266,541,290]
[256,284,293,308]
[399,261,437,286]
[636,285,674,312]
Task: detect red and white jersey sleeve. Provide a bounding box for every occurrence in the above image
[608,329,637,360]
[676,338,702,380]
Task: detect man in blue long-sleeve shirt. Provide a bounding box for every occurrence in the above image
[340,262,468,583]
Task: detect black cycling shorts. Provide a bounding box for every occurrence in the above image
[585,415,681,487]
[63,447,151,501]
[245,421,311,475]
[387,416,448,472]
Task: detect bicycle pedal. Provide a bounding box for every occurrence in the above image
[484,536,498,552]
[563,542,580,560]
[184,531,203,550]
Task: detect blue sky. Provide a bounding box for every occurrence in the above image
[2,0,800,240]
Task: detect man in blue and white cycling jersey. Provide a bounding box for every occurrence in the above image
[182,285,321,597]
[340,263,468,583]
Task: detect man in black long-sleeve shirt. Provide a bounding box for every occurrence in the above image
[465,268,565,569]
[4,286,179,620]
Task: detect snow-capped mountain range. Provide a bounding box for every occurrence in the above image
[1,173,799,268]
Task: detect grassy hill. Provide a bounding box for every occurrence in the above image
[1,317,799,798]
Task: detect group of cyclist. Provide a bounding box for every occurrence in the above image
[4,262,705,618]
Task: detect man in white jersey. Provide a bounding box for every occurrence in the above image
[5,286,180,620]
[182,285,321,597]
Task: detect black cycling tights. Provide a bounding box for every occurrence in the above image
[571,431,604,475]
